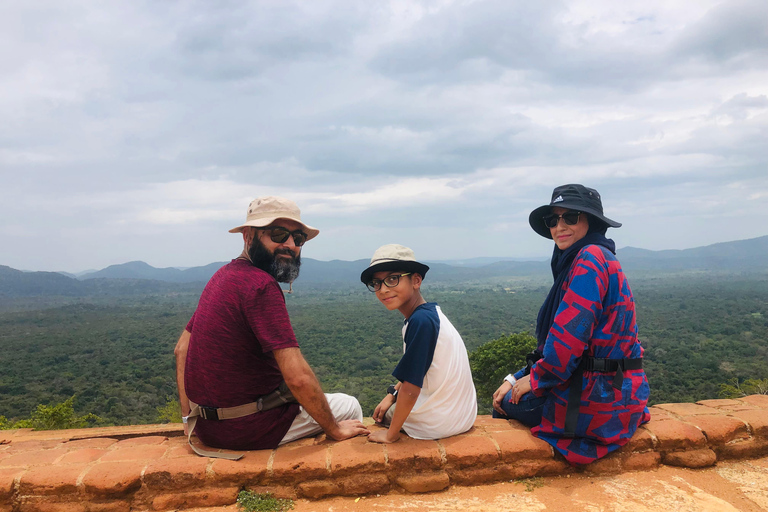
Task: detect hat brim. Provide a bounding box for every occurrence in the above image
[528,203,621,239]
[360,261,430,285]
[229,216,320,241]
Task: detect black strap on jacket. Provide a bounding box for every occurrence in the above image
[562,357,643,438]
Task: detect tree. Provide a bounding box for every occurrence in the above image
[719,378,768,398]
[0,396,102,430]
[469,332,537,411]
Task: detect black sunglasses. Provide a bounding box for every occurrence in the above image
[366,273,412,292]
[262,226,308,247]
[542,211,582,229]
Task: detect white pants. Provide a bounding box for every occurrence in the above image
[279,393,363,445]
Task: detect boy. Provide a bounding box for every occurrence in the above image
[360,244,477,443]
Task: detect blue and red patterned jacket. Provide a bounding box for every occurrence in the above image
[515,244,651,465]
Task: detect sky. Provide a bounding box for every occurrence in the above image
[2,0,767,273]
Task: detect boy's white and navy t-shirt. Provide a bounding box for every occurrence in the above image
[393,302,477,440]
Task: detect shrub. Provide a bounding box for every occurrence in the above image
[719,377,768,398]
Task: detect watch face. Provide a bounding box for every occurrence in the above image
[387,385,396,395]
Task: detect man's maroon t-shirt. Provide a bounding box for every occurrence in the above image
[185,259,300,450]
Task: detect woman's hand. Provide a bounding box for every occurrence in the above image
[492,380,513,415]
[509,375,532,404]
[372,394,395,424]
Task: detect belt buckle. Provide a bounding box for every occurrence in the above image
[591,359,608,372]
[199,406,220,421]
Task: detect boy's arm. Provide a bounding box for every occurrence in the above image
[369,381,420,443]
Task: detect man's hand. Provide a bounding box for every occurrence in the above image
[373,394,395,424]
[492,380,513,415]
[368,428,400,444]
[509,375,532,404]
[325,419,370,441]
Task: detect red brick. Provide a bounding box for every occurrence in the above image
[4,440,63,453]
[619,426,656,453]
[716,438,768,460]
[166,443,195,458]
[62,439,117,450]
[440,435,499,468]
[395,471,450,493]
[272,444,329,481]
[297,479,340,499]
[448,466,507,485]
[112,436,167,447]
[1,449,67,467]
[684,415,750,445]
[0,467,23,500]
[143,456,210,489]
[583,450,622,475]
[210,448,272,486]
[336,473,390,496]
[473,415,515,432]
[19,464,87,495]
[622,451,661,471]
[696,399,744,409]
[654,402,719,417]
[662,448,717,468]
[647,407,675,421]
[386,437,443,471]
[81,461,145,497]
[58,449,106,464]
[490,429,552,461]
[739,395,768,408]
[99,444,167,462]
[151,486,239,510]
[645,419,707,451]
[13,498,88,512]
[729,410,768,437]
[329,437,385,475]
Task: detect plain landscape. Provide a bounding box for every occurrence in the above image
[1,235,767,426]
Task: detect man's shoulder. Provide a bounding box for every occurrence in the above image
[214,259,275,285]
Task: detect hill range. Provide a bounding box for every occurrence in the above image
[2,235,767,297]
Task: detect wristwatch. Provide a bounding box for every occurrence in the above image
[386,384,398,402]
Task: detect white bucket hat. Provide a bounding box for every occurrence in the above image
[229,196,319,240]
[360,244,430,284]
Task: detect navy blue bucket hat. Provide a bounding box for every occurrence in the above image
[529,184,621,239]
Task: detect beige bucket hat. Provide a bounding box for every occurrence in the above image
[360,244,430,284]
[229,196,319,240]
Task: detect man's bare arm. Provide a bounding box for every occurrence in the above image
[174,329,191,433]
[273,347,368,441]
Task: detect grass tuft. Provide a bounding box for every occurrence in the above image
[236,490,294,512]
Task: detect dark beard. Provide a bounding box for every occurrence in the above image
[248,236,301,283]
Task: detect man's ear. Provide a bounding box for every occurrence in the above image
[243,227,255,245]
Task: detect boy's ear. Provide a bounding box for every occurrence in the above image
[412,273,423,289]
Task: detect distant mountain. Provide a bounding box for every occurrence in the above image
[2,235,766,297]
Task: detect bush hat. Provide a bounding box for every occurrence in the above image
[229,196,319,241]
[529,184,621,239]
[360,244,430,284]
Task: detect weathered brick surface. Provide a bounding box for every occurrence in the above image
[739,395,768,408]
[646,419,707,451]
[473,416,516,432]
[99,444,167,462]
[18,464,87,495]
[272,444,329,481]
[330,437,386,475]
[336,473,390,496]
[490,429,552,461]
[622,451,661,471]
[395,471,450,493]
[646,407,675,421]
[81,461,146,497]
[696,399,744,409]
[62,438,117,450]
[440,435,499,468]
[654,402,716,417]
[4,440,62,453]
[297,479,340,499]
[0,467,22,500]
[619,426,656,452]
[448,466,507,486]
[729,410,768,437]
[210,449,271,486]
[716,438,768,460]
[58,448,106,464]
[583,451,622,475]
[143,457,210,489]
[683,414,750,445]
[150,486,239,510]
[663,448,717,468]
[112,436,168,447]
[385,437,443,471]
[1,449,66,467]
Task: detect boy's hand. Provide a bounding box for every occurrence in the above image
[373,394,395,424]
[368,428,400,444]
[492,380,513,415]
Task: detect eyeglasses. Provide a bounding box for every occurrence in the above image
[262,226,308,247]
[542,211,582,229]
[366,273,412,292]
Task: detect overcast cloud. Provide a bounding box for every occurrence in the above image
[1,0,767,272]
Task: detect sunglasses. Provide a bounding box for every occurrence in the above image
[542,211,582,229]
[262,226,308,247]
[366,273,412,292]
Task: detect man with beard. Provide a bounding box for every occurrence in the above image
[175,196,368,459]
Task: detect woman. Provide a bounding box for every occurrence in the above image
[492,184,650,465]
